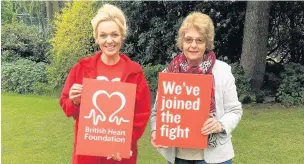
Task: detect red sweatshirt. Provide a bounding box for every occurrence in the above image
[59,51,151,164]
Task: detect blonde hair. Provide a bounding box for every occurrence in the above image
[176,12,215,51]
[91,4,127,41]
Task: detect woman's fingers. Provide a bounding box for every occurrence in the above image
[71,87,83,92]
[201,120,215,132]
[111,153,121,161]
[203,118,213,127]
[69,84,83,95]
[70,89,82,96]
[203,123,217,135]
[116,153,121,161]
[151,131,168,148]
[107,151,134,160]
[69,93,81,100]
[69,84,83,101]
[201,118,217,135]
[70,85,83,93]
[72,84,83,88]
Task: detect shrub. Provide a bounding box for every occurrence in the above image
[230,62,255,103]
[1,22,49,63]
[263,61,284,95]
[2,59,47,94]
[47,1,98,90]
[111,1,247,65]
[276,62,304,107]
[143,64,166,92]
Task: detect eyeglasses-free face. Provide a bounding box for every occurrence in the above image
[96,20,123,58]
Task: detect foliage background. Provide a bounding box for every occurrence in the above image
[1,1,304,106]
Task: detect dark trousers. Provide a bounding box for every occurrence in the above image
[168,158,232,164]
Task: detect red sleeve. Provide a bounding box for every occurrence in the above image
[59,64,80,119]
[131,71,151,144]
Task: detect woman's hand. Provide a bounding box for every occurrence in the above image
[150,131,168,148]
[201,117,223,135]
[69,84,83,106]
[107,151,133,161]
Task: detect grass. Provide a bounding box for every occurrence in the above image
[2,93,304,164]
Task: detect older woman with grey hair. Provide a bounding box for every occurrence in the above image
[150,12,242,164]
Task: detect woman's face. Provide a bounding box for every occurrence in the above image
[182,27,206,63]
[96,20,123,57]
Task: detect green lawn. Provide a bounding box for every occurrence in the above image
[2,93,304,164]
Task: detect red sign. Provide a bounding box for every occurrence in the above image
[76,78,136,158]
[155,73,212,149]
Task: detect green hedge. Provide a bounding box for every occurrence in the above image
[2,59,47,94]
[143,64,166,92]
[1,22,49,63]
[230,62,255,103]
[276,62,304,107]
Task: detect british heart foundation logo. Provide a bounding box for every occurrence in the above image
[84,90,129,126]
[76,78,136,158]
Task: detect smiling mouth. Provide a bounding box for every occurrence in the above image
[105,45,116,50]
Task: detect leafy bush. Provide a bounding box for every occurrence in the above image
[1,22,49,63]
[2,59,47,94]
[111,1,247,65]
[47,1,98,90]
[276,63,304,107]
[260,61,285,103]
[143,64,166,92]
[230,62,255,103]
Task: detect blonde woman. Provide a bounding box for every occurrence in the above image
[59,4,151,164]
[150,12,242,164]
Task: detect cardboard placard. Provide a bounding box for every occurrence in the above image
[155,73,212,149]
[76,78,136,158]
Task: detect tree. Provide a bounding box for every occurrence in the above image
[46,1,59,21]
[47,1,97,89]
[268,2,304,65]
[1,1,17,25]
[111,1,246,64]
[241,1,271,91]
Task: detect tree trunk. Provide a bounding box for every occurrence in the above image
[53,1,59,15]
[289,9,297,63]
[40,2,47,36]
[46,1,53,20]
[46,1,63,21]
[240,1,271,91]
